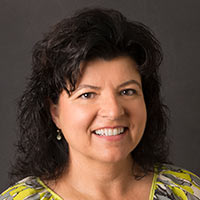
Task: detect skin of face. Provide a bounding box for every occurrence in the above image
[50,56,147,165]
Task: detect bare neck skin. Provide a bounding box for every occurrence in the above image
[47,153,153,200]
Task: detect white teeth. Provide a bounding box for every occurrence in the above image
[108,129,112,136]
[94,127,125,136]
[113,129,117,135]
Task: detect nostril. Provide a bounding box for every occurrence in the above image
[98,104,125,119]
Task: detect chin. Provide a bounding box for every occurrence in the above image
[95,151,132,164]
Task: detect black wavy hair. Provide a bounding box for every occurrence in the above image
[10,8,170,182]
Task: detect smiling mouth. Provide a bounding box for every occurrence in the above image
[93,127,127,136]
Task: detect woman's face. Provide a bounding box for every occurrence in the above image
[51,56,147,164]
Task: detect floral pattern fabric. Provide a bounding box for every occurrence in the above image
[1,165,200,200]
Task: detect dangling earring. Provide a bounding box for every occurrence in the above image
[56,129,62,140]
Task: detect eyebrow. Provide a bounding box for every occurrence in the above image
[75,84,101,92]
[75,79,141,92]
[118,79,142,89]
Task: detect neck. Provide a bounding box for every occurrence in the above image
[52,153,144,199]
[70,153,134,183]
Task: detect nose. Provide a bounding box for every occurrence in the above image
[98,93,125,120]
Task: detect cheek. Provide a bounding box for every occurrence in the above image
[139,102,147,128]
[130,100,147,129]
[140,101,147,123]
[128,100,147,149]
[59,103,96,134]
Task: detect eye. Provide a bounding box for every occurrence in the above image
[79,92,96,99]
[120,89,137,96]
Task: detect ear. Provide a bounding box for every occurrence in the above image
[49,100,61,129]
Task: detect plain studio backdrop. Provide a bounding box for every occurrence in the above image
[0,0,200,192]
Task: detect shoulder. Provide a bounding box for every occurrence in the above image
[0,176,61,200]
[153,164,200,200]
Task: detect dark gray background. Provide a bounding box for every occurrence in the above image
[0,0,200,192]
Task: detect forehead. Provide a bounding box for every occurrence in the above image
[65,56,142,94]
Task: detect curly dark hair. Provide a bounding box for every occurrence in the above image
[10,7,170,182]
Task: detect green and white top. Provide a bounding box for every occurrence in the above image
[1,165,200,200]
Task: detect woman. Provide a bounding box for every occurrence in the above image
[1,8,200,200]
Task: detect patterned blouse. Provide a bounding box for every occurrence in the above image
[1,165,200,200]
